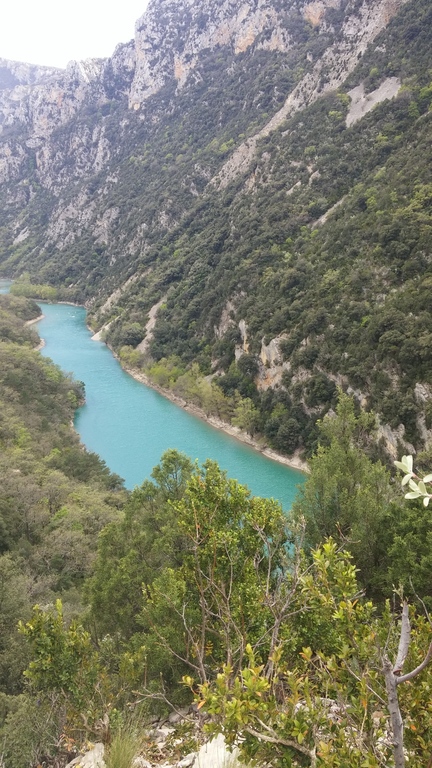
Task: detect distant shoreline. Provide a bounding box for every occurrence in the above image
[26,312,45,350]
[25,314,44,326]
[119,362,309,474]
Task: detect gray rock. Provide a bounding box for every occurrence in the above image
[132,758,152,768]
[152,724,175,743]
[65,743,105,768]
[196,735,241,768]
[168,712,182,725]
[168,706,189,724]
[177,753,197,768]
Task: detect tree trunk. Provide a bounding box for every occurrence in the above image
[383,656,405,768]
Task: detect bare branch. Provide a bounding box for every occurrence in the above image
[393,602,411,674]
[343,662,387,706]
[244,725,314,760]
[397,641,432,685]
[383,655,404,768]
[131,688,196,723]
[409,579,432,628]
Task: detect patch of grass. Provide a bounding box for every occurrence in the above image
[105,726,142,768]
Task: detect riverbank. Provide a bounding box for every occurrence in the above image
[121,363,309,474]
[17,295,308,475]
[26,313,46,350]
[34,302,304,502]
[26,314,44,326]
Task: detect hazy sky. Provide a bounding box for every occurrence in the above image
[1,0,149,69]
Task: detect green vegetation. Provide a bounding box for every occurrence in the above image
[105,725,143,768]
[0,0,432,762]
[0,296,126,763]
[194,544,432,768]
[15,420,432,765]
[142,354,262,437]
[292,394,393,596]
[0,307,430,767]
[10,276,59,302]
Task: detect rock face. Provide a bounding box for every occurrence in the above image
[0,0,407,185]
[0,52,133,139]
[211,0,408,189]
[195,733,240,768]
[129,0,294,108]
[346,76,401,126]
[257,335,290,391]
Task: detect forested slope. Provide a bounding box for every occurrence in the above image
[0,298,431,766]
[0,296,126,760]
[1,1,432,756]
[2,389,431,767]
[1,0,432,458]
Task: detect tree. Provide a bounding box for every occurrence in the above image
[231,397,259,435]
[149,448,194,501]
[86,450,193,638]
[16,599,115,763]
[382,602,432,768]
[384,455,432,605]
[189,541,432,768]
[292,393,394,596]
[139,460,289,688]
[0,555,32,693]
[19,600,103,719]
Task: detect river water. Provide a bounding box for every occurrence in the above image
[0,282,304,508]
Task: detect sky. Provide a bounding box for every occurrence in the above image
[0,0,149,69]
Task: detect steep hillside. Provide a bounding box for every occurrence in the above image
[1,0,431,458]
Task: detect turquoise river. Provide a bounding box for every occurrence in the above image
[1,283,304,508]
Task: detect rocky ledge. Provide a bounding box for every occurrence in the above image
[64,707,242,768]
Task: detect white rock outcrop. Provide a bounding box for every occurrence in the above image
[196,734,241,768]
[66,743,105,768]
[346,76,401,127]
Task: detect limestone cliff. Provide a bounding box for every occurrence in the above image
[0,0,407,185]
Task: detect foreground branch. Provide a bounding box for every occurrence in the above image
[244,725,316,766]
[383,601,432,768]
